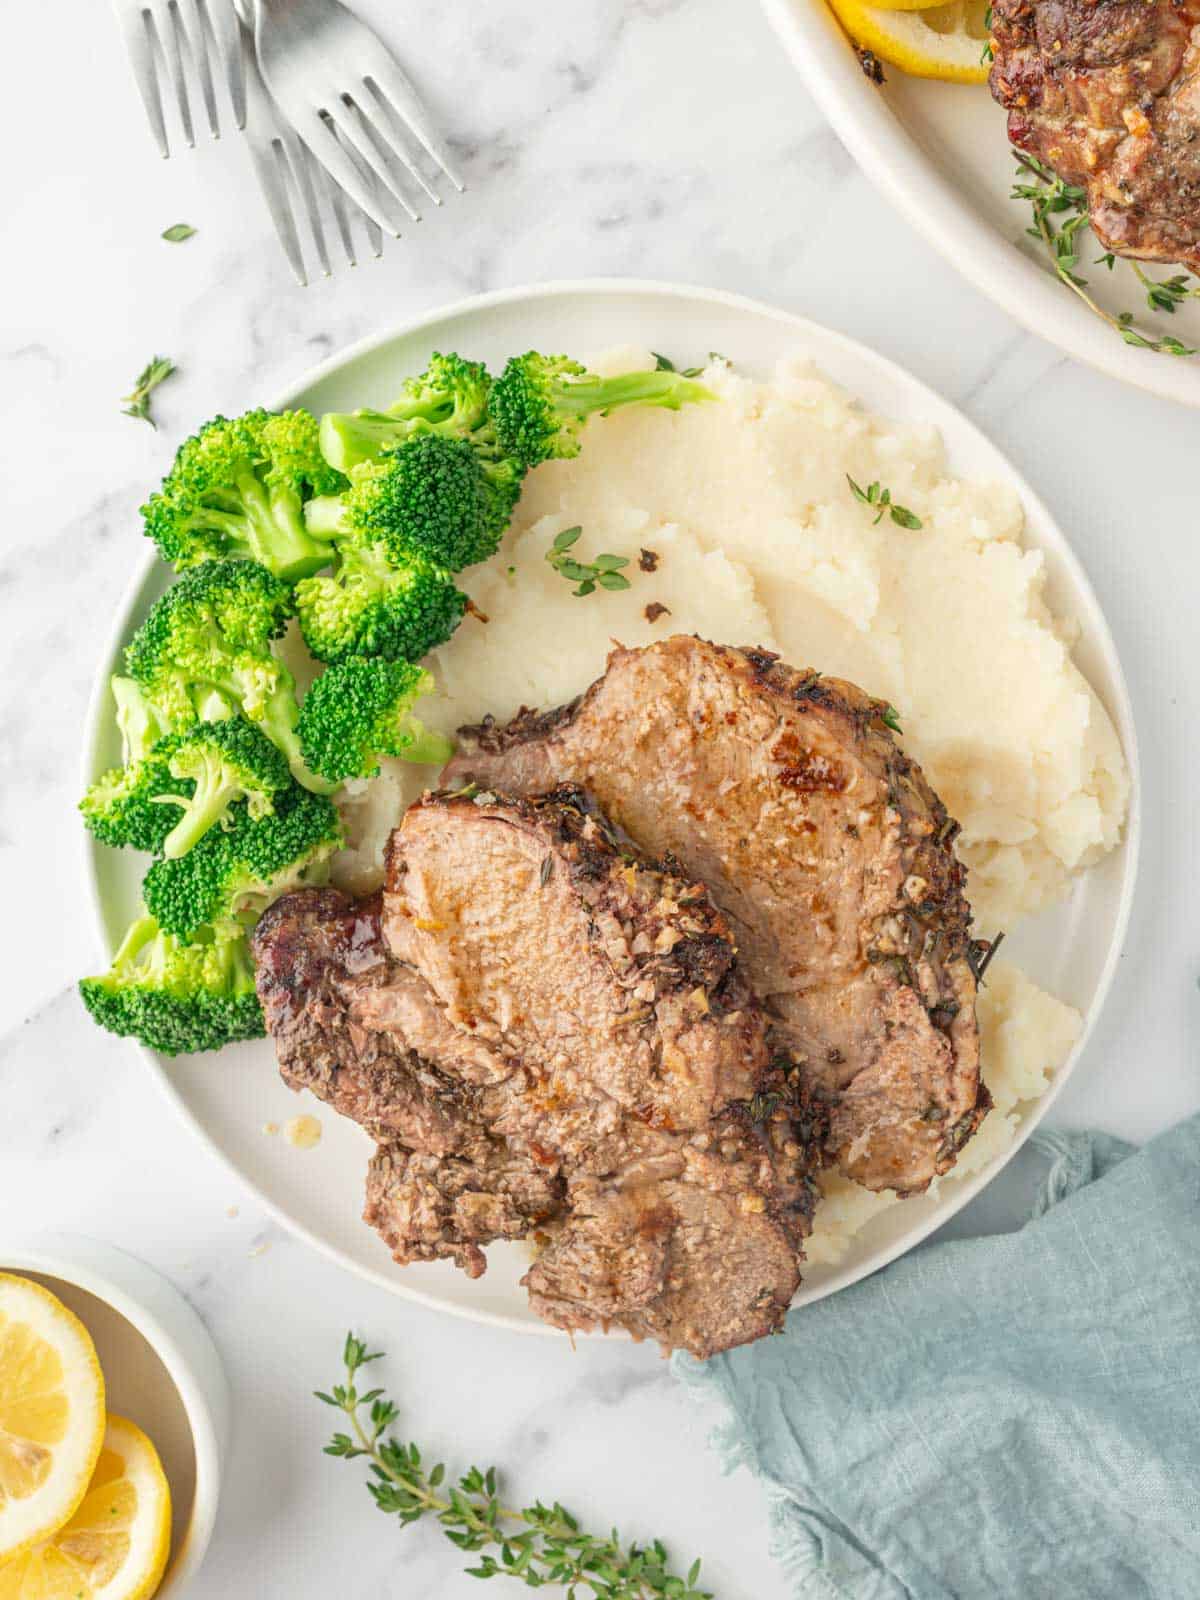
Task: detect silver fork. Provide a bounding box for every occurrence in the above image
[253,0,464,238]
[240,18,383,284]
[112,0,246,157]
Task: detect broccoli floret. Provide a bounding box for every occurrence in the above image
[142,409,348,581]
[332,433,524,572]
[159,717,292,859]
[294,535,467,665]
[320,354,492,473]
[79,914,264,1056]
[111,674,191,763]
[79,739,190,854]
[489,353,714,469]
[124,560,332,794]
[143,784,343,941]
[298,659,453,782]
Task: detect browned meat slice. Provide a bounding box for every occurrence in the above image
[253,889,486,1153]
[990,0,1200,271]
[252,888,563,1276]
[382,787,813,1356]
[444,636,986,1195]
[365,1143,562,1280]
[526,1137,806,1355]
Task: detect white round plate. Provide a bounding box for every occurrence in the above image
[83,280,1139,1338]
[760,0,1200,408]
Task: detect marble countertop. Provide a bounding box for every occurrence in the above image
[2,1,1199,1595]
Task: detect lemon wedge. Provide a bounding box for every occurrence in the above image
[0,1415,171,1600]
[827,0,992,82]
[0,1275,105,1562]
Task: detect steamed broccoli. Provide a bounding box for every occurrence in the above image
[123,560,332,793]
[310,432,524,574]
[142,409,348,581]
[488,353,714,469]
[111,674,188,764]
[294,534,467,665]
[79,740,190,855]
[319,354,492,473]
[79,914,263,1056]
[142,784,343,942]
[298,659,453,782]
[158,718,292,858]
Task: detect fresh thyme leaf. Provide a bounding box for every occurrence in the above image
[846,475,922,530]
[546,529,636,599]
[652,352,676,371]
[322,1334,713,1598]
[980,7,994,64]
[881,704,903,734]
[1011,150,1199,357]
[1130,263,1200,316]
[121,355,176,428]
[161,223,196,243]
[889,504,923,531]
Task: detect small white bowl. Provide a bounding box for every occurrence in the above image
[1,1234,229,1596]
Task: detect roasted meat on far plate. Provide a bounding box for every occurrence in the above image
[254,789,816,1357]
[990,0,1200,271]
[444,636,987,1195]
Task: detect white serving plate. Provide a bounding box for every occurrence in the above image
[83,280,1140,1339]
[760,0,1200,408]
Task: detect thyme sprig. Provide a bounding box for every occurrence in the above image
[1011,152,1197,357]
[318,1335,712,1598]
[1130,262,1200,316]
[546,526,632,598]
[846,476,922,530]
[121,355,176,427]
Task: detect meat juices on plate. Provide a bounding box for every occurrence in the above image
[445,636,987,1195]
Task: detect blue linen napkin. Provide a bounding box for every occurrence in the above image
[674,1118,1200,1599]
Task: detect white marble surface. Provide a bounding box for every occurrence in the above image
[2,2,1199,1595]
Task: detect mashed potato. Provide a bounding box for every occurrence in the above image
[332,347,1128,1256]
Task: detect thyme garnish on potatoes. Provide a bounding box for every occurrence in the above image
[1011,152,1199,356]
[318,1335,713,1598]
[846,476,922,530]
[546,526,633,597]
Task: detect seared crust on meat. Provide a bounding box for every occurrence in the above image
[253,790,816,1357]
[445,636,987,1195]
[252,888,564,1276]
[990,0,1200,271]
[381,785,815,1356]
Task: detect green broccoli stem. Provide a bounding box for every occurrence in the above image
[553,370,712,421]
[159,753,243,860]
[252,682,340,797]
[112,676,175,764]
[235,470,334,581]
[320,410,418,473]
[111,913,163,972]
[394,721,455,767]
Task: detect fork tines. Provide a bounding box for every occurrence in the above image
[115,0,245,157]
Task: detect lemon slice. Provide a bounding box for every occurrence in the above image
[0,1275,105,1562]
[827,0,992,82]
[0,1415,171,1600]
